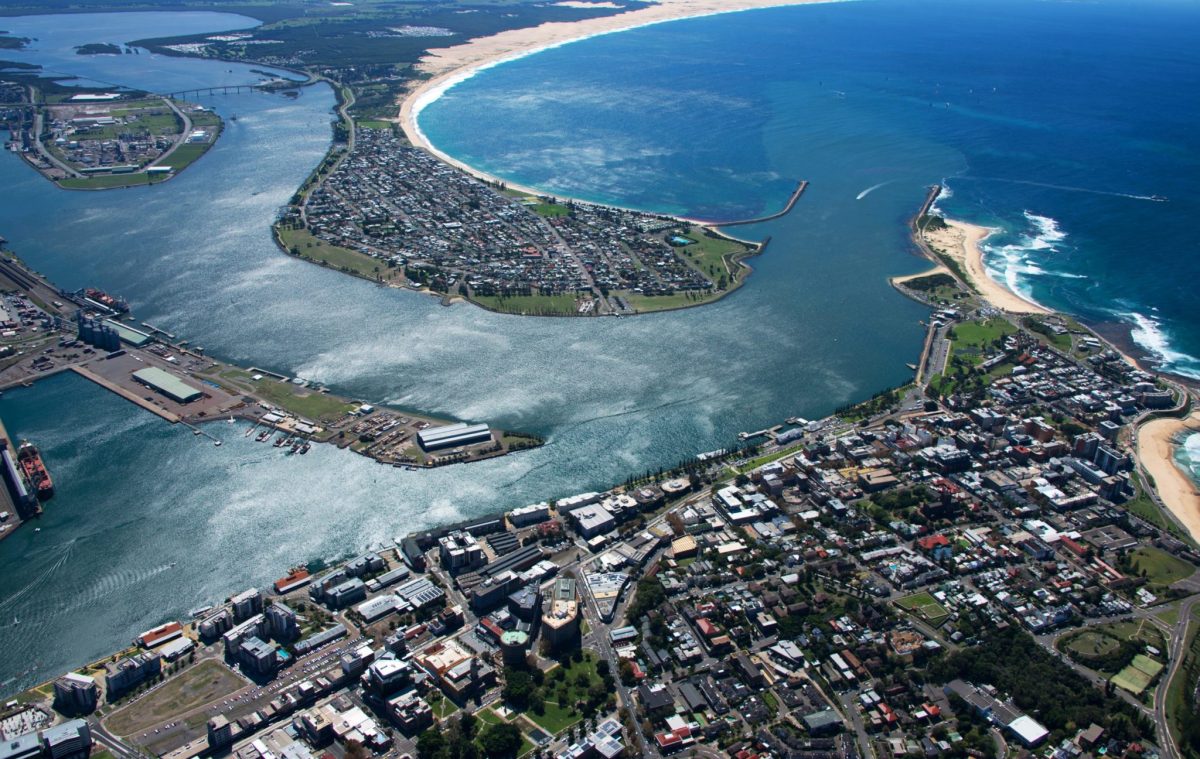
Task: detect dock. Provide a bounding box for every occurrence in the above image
[0,416,30,542]
[70,365,181,423]
[738,424,783,441]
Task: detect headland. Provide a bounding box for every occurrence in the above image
[912,210,1049,316]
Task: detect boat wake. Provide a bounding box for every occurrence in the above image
[0,539,76,614]
[963,176,1166,202]
[855,180,893,200]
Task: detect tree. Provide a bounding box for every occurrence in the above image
[416,728,445,759]
[459,711,478,740]
[478,722,522,758]
[502,668,535,708]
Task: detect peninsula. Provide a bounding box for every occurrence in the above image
[902,187,1200,549]
[275,124,770,316]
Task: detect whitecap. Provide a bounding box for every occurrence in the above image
[1123,311,1200,380]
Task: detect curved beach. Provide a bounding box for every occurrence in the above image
[1138,412,1200,542]
[922,218,1049,315]
[398,0,829,172]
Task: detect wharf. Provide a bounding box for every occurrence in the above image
[0,416,28,542]
[70,365,181,423]
[0,250,543,470]
[738,424,782,441]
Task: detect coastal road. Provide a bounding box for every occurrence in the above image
[1153,594,1200,759]
[29,108,82,179]
[150,97,194,170]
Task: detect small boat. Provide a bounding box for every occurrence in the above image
[193,429,201,436]
[300,442,311,455]
[273,436,286,447]
[256,430,270,442]
[214,440,222,447]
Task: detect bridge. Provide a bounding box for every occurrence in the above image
[164,84,258,100]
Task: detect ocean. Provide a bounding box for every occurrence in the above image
[418,0,1200,380]
[0,0,1198,692]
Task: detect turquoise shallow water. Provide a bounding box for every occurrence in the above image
[1180,434,1200,489]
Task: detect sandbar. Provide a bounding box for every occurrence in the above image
[1137,412,1200,542]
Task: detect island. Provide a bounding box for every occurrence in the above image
[74,43,123,56]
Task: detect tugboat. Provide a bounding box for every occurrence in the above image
[17,442,53,501]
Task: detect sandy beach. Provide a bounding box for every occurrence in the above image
[398,0,829,182]
[921,218,1049,315]
[890,265,951,288]
[1137,412,1200,541]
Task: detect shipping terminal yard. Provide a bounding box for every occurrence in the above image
[0,246,542,537]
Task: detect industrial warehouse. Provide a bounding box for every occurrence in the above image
[132,367,204,404]
[417,422,492,451]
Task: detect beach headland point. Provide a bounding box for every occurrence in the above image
[918,216,1049,316]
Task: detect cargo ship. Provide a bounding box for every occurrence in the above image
[79,287,130,314]
[17,442,53,501]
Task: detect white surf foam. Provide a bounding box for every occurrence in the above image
[977,209,1071,309]
[1123,311,1200,380]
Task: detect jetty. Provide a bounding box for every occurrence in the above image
[707,180,809,228]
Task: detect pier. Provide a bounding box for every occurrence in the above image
[707,180,809,228]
